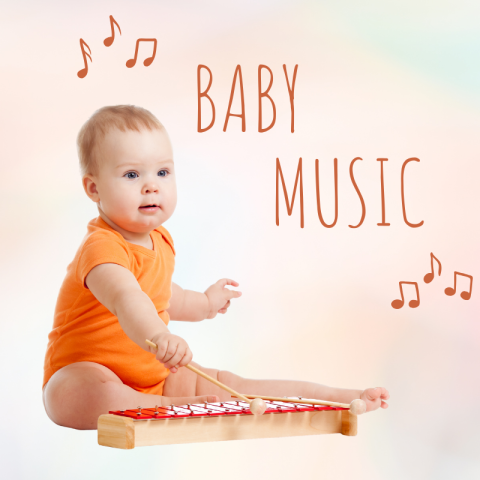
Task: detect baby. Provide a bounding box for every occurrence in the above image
[43,105,389,430]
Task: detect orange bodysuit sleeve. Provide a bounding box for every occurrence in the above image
[76,230,131,288]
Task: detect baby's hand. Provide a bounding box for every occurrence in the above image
[204,279,242,319]
[150,332,192,373]
[360,387,390,412]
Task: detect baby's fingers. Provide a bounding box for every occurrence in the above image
[164,347,186,371]
[217,278,240,288]
[161,341,179,366]
[221,300,231,310]
[167,349,192,373]
[178,349,193,368]
[224,289,242,300]
[218,299,234,313]
[155,340,170,363]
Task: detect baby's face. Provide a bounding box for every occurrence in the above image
[88,127,177,234]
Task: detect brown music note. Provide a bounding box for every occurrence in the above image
[445,271,473,300]
[104,15,121,47]
[126,38,157,68]
[424,252,442,284]
[391,281,420,309]
[77,39,92,79]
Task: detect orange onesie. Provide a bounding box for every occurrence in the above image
[43,217,175,395]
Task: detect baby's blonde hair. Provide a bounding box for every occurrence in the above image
[77,105,164,176]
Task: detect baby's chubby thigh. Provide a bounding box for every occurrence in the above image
[162,361,198,398]
[43,362,125,430]
[163,362,239,402]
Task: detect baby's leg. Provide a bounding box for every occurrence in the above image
[164,362,362,404]
[214,371,362,404]
[43,362,218,430]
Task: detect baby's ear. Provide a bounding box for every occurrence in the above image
[83,175,100,202]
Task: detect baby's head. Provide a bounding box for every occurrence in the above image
[78,105,176,234]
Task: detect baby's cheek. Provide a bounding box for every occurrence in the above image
[114,192,137,213]
[163,184,177,208]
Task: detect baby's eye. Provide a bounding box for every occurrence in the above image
[124,172,138,179]
[158,170,168,177]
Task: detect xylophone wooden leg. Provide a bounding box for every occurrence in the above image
[341,410,357,436]
[98,415,135,449]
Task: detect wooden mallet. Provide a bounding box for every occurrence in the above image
[232,394,367,415]
[145,339,267,415]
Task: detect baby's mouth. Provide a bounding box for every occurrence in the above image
[139,204,160,212]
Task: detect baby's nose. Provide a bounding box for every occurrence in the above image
[142,182,159,194]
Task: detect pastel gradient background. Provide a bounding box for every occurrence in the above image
[1,1,479,479]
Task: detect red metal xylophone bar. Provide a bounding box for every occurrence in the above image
[110,400,347,420]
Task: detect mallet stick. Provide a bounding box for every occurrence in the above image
[145,339,266,414]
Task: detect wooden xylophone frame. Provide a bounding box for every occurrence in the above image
[98,400,358,449]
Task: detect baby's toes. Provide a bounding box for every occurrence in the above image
[381,389,390,400]
[366,388,382,400]
[373,387,389,400]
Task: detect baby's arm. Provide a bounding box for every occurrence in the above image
[167,279,242,321]
[86,263,191,373]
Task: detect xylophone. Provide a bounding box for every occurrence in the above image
[97,398,359,449]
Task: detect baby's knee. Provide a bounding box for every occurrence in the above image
[218,369,243,385]
[43,363,119,430]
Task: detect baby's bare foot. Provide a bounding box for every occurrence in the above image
[360,387,390,412]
